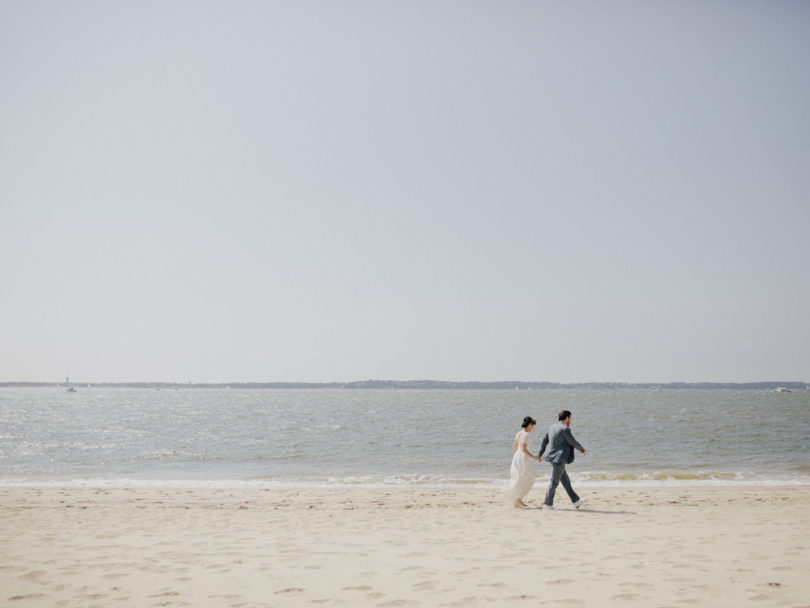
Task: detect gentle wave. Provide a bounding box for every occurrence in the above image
[2,472,809,489]
[0,477,498,489]
[579,470,739,482]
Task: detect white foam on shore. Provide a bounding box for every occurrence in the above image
[1,472,808,489]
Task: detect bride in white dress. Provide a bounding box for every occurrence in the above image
[503,416,541,508]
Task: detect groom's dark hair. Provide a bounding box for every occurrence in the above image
[558,410,572,421]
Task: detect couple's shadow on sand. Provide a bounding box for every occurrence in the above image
[529,506,637,516]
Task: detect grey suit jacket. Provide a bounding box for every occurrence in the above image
[539,421,585,465]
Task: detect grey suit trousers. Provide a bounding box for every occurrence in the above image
[545,462,580,506]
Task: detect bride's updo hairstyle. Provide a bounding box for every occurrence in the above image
[521,416,536,428]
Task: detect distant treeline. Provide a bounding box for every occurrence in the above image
[1,380,807,390]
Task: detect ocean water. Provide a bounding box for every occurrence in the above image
[1,387,808,488]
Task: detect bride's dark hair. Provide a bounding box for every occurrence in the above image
[521,416,536,428]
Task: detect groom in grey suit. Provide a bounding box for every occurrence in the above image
[538,410,587,510]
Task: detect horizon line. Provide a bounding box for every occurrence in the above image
[1,379,807,388]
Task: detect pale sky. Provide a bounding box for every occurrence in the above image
[1,1,808,384]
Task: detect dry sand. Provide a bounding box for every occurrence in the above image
[1,485,808,607]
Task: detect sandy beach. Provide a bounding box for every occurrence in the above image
[1,485,808,607]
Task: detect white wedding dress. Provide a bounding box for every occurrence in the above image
[503,429,535,502]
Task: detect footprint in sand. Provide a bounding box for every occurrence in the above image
[274,587,304,594]
[18,570,47,582]
[148,590,179,598]
[619,582,654,589]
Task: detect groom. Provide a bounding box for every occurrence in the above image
[538,410,587,510]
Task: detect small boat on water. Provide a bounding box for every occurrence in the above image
[775,387,791,393]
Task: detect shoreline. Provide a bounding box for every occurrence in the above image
[1,475,809,490]
[3,485,809,607]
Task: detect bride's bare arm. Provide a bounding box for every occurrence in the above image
[521,443,540,461]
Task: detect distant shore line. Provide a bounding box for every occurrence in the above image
[1,380,807,390]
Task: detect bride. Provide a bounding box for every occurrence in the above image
[503,416,541,508]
